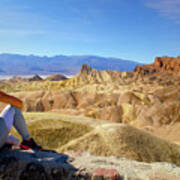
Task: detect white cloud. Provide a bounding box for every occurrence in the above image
[145,0,180,23]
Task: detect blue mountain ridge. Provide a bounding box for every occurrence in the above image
[0,53,143,75]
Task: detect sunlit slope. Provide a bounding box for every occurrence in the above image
[59,123,180,166]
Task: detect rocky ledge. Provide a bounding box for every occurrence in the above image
[0,148,77,180]
[134,56,180,75]
[1,149,180,180]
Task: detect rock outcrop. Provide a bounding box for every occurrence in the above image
[134,56,180,75]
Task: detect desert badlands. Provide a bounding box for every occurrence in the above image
[1,56,180,179]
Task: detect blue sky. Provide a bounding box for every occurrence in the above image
[0,0,180,63]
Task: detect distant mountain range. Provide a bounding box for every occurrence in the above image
[0,53,142,75]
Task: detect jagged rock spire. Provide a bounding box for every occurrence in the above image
[80,64,93,74]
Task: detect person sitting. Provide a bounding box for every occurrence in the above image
[0,90,42,151]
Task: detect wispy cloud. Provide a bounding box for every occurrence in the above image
[0,29,47,36]
[0,2,50,36]
[0,1,99,42]
[144,0,180,23]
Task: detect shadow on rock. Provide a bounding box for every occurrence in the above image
[0,149,78,180]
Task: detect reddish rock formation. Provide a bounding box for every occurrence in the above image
[134,56,180,75]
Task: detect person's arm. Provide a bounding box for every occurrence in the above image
[0,91,23,110]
